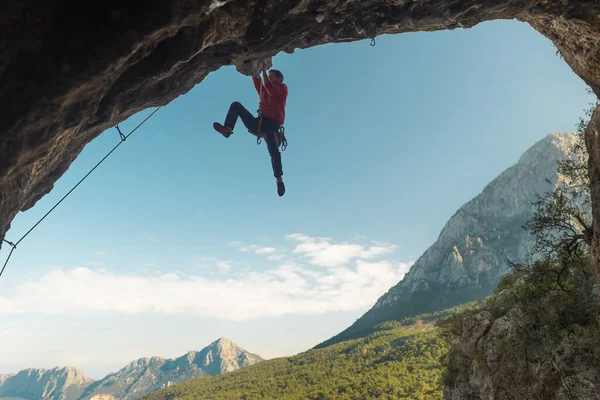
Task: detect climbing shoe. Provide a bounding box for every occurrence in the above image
[277,179,285,197]
[213,122,232,138]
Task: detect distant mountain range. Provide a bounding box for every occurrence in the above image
[316,131,579,348]
[0,338,262,400]
[142,311,451,400]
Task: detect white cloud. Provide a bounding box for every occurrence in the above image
[285,233,397,267]
[255,247,277,255]
[0,260,413,321]
[0,234,413,321]
[197,257,235,274]
[239,245,277,255]
[215,260,232,274]
[233,242,280,257]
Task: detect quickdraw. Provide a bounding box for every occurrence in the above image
[278,125,288,152]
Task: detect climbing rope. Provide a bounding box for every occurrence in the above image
[0,106,162,279]
[0,241,16,280]
[257,81,264,145]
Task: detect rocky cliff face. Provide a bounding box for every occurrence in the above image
[2,1,600,265]
[317,132,580,348]
[442,269,600,399]
[443,307,600,399]
[0,338,262,400]
[0,366,94,400]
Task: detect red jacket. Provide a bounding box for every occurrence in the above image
[252,76,288,125]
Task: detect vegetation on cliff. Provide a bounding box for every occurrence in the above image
[440,96,600,399]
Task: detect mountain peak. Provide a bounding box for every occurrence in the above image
[197,338,262,375]
[517,131,578,165]
[316,131,581,348]
[209,337,237,348]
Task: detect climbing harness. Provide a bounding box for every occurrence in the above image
[0,106,162,280]
[256,115,288,152]
[255,76,288,152]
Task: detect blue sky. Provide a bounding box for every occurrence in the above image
[0,20,595,379]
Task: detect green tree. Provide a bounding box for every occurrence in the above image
[523,94,597,259]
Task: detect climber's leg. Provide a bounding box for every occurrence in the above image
[265,128,283,180]
[213,101,258,137]
[260,117,285,197]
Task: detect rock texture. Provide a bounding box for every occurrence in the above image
[0,338,262,400]
[585,106,600,277]
[0,366,94,400]
[317,132,580,348]
[444,302,600,399]
[2,1,600,257]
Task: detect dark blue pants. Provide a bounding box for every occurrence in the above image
[224,101,283,179]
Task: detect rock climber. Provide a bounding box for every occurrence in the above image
[213,67,288,197]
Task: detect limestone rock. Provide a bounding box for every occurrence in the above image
[444,305,600,399]
[234,57,273,77]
